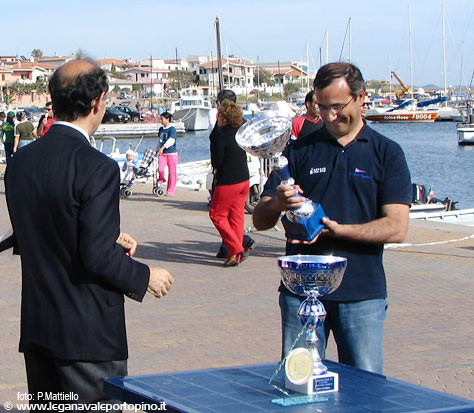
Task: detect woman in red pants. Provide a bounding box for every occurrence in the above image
[209,100,249,267]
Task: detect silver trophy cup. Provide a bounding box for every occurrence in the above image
[236,112,326,241]
[278,255,347,385]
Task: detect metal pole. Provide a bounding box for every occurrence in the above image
[441,0,448,106]
[150,55,153,108]
[215,16,224,91]
[349,18,352,63]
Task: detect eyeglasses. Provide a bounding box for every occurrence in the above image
[317,97,354,115]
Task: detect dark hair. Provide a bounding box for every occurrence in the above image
[216,89,236,103]
[305,90,315,105]
[6,115,15,125]
[0,111,5,119]
[45,101,52,107]
[313,62,365,97]
[49,58,108,122]
[17,111,26,120]
[160,111,173,121]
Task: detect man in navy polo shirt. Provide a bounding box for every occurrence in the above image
[253,62,411,374]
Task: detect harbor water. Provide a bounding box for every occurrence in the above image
[112,122,473,209]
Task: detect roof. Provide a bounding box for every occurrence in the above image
[97,57,138,66]
[8,62,55,70]
[200,58,255,69]
[98,58,128,66]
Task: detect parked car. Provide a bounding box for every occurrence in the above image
[115,106,142,122]
[102,107,130,123]
[14,107,44,123]
[118,91,133,99]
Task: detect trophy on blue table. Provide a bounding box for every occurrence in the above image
[235,112,327,241]
[278,255,347,395]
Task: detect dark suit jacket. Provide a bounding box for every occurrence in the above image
[5,124,150,362]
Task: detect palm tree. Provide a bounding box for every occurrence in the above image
[31,49,43,61]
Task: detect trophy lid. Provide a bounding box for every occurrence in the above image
[278,255,347,297]
[235,112,292,159]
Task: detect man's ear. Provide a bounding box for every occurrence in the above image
[92,92,106,114]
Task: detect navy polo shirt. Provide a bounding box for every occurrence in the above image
[262,123,411,301]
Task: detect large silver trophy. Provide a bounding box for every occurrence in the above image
[279,255,347,395]
[235,112,327,241]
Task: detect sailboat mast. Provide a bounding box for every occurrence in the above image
[442,0,448,106]
[326,28,329,64]
[408,6,414,101]
[306,42,310,91]
[215,16,224,92]
[349,18,352,63]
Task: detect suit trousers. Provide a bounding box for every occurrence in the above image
[209,180,249,258]
[24,352,126,411]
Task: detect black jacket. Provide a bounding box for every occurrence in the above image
[210,124,249,185]
[5,124,149,361]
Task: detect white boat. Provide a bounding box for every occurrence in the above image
[94,121,185,137]
[259,101,296,118]
[456,102,474,145]
[169,87,211,131]
[410,208,474,227]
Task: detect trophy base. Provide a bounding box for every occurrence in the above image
[285,371,339,395]
[281,203,327,241]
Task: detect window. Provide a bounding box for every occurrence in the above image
[1,75,4,81]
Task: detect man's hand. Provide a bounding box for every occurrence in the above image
[147,267,174,298]
[116,232,138,257]
[274,184,306,211]
[287,216,339,245]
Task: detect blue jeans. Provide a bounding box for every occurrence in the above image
[279,293,387,374]
[17,140,33,150]
[3,142,13,164]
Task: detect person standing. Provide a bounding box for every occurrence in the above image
[13,111,37,152]
[209,89,256,259]
[209,99,250,267]
[5,58,174,410]
[253,62,411,374]
[291,90,323,139]
[155,112,178,196]
[36,101,56,136]
[1,111,15,164]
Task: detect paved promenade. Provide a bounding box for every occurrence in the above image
[0,175,473,410]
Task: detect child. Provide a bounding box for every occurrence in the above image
[121,149,140,186]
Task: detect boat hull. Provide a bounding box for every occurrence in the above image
[457,124,474,145]
[365,111,438,123]
[173,107,210,131]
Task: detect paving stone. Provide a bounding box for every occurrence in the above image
[0,175,473,404]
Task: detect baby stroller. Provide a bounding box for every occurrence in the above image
[120,149,165,197]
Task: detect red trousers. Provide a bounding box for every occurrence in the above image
[209,180,249,259]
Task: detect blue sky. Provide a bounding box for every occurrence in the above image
[4,0,474,87]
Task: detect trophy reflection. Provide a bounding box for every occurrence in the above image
[235,112,327,241]
[278,255,347,395]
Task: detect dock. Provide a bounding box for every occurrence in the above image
[0,173,473,406]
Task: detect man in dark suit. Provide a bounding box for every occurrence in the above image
[5,58,174,409]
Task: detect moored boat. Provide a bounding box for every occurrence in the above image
[365,110,438,123]
[169,87,211,131]
[456,102,474,145]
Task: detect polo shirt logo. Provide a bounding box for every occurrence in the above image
[309,167,326,175]
[349,168,371,179]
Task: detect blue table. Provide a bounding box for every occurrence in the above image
[104,361,474,412]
